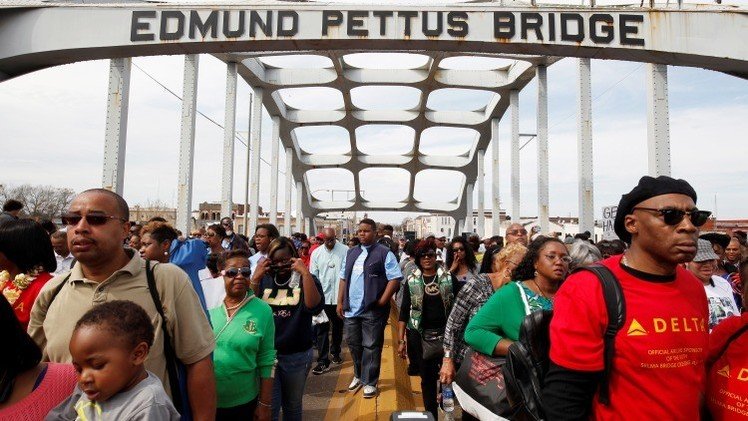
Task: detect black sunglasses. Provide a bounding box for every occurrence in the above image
[223,267,252,278]
[452,247,465,252]
[632,207,711,227]
[61,213,126,226]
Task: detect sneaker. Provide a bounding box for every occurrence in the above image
[312,362,330,375]
[331,354,343,365]
[347,377,362,392]
[363,385,378,399]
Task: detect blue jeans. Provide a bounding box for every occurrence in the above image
[344,306,389,386]
[271,348,313,421]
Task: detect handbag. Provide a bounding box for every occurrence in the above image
[421,328,445,360]
[453,348,511,419]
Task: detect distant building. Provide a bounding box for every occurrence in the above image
[130,205,177,226]
[195,202,299,235]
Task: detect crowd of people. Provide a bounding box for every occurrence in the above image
[0,175,746,420]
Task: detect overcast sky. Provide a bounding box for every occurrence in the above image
[1,50,747,224]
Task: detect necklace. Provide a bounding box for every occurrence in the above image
[423,274,440,296]
[225,293,248,310]
[274,274,292,287]
[530,279,552,302]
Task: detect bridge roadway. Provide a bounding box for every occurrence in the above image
[303,304,463,420]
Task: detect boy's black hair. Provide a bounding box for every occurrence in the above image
[75,300,154,349]
[359,218,377,231]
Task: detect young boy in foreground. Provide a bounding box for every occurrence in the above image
[46,300,179,420]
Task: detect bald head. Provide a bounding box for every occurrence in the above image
[323,227,337,249]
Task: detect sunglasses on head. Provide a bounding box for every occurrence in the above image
[61,213,126,226]
[632,207,711,227]
[222,267,251,278]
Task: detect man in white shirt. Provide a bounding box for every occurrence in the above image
[310,227,348,374]
[50,230,74,275]
[688,238,740,330]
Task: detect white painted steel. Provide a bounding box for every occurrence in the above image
[102,58,130,195]
[248,87,263,232]
[464,183,474,234]
[284,147,292,236]
[578,58,595,235]
[176,54,199,235]
[244,92,253,236]
[491,118,501,235]
[510,90,520,222]
[646,63,672,177]
[477,149,485,238]
[536,66,549,235]
[221,62,237,219]
[296,181,303,233]
[269,116,280,226]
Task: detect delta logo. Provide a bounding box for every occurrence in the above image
[716,365,748,381]
[626,317,706,336]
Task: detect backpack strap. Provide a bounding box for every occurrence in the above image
[49,274,71,303]
[144,260,185,414]
[575,264,625,406]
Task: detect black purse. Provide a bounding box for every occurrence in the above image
[421,328,445,360]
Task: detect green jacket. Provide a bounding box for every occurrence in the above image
[209,296,276,408]
[407,266,454,332]
[464,281,530,356]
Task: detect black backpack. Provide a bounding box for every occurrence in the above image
[502,264,626,421]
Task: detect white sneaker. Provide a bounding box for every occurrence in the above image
[363,385,378,398]
[348,377,362,392]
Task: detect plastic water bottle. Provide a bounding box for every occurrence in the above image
[442,383,455,421]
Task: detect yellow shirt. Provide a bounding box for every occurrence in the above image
[28,252,215,397]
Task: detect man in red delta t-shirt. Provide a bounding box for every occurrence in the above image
[543,176,711,420]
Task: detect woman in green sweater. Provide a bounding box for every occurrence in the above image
[210,249,276,421]
[464,236,570,357]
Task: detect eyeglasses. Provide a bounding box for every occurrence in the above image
[203,232,216,237]
[452,247,465,253]
[222,267,251,278]
[632,207,711,227]
[61,213,126,226]
[544,254,573,264]
[507,229,528,236]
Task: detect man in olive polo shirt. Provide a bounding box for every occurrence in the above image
[28,189,216,420]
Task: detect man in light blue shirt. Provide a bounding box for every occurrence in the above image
[336,219,402,398]
[309,227,348,374]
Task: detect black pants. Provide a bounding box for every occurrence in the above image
[406,328,421,373]
[216,398,257,421]
[316,304,344,363]
[408,331,441,420]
